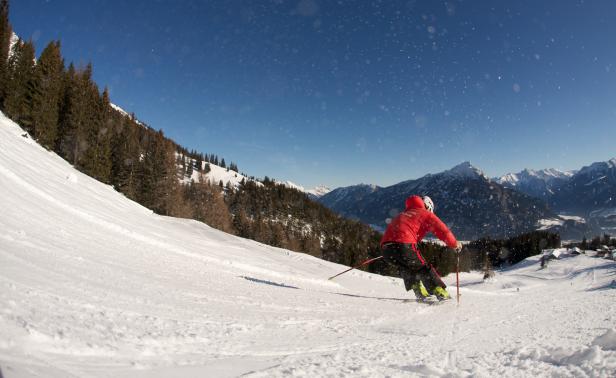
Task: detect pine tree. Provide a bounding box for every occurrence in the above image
[186,158,193,178]
[482,252,495,280]
[139,130,180,215]
[187,178,233,233]
[138,130,164,212]
[4,38,36,131]
[90,87,113,182]
[111,117,141,199]
[57,63,89,164]
[580,236,588,251]
[0,0,11,107]
[79,64,107,178]
[31,41,64,149]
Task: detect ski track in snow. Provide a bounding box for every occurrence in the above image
[1,111,616,377]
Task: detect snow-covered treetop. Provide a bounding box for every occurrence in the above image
[9,32,18,52]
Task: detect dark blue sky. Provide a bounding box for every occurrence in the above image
[10,0,616,188]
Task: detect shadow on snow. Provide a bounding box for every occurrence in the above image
[241,276,300,289]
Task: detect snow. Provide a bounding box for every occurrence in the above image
[9,32,19,57]
[543,248,568,259]
[109,103,130,117]
[180,160,326,195]
[559,214,587,223]
[1,110,616,377]
[537,214,588,230]
[537,218,565,230]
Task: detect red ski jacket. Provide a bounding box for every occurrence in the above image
[380,195,458,248]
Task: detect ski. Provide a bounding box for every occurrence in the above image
[403,297,450,305]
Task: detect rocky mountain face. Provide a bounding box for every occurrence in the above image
[550,159,616,235]
[319,162,556,240]
[549,159,616,214]
[317,184,381,222]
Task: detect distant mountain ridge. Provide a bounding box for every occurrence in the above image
[551,158,616,227]
[318,162,557,240]
[318,158,616,240]
[496,159,616,227]
[495,168,576,201]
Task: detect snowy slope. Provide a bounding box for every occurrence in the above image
[1,111,616,377]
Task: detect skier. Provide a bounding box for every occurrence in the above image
[380,195,462,302]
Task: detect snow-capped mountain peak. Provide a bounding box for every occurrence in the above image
[496,168,575,188]
[442,161,486,179]
[306,185,331,198]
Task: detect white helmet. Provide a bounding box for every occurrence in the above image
[423,196,434,213]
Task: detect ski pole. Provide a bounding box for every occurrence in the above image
[328,256,384,281]
[456,252,460,305]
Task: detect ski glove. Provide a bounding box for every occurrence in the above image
[454,241,463,253]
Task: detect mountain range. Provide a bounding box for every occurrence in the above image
[495,168,576,201]
[316,159,616,240]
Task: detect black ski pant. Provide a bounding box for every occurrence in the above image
[381,242,445,292]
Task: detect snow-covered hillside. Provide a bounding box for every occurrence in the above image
[1,111,616,377]
[181,166,329,198]
[181,157,255,189]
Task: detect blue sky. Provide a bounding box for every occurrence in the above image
[10,0,616,189]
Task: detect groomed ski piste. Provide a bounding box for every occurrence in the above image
[1,111,615,378]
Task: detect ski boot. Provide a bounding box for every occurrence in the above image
[433,286,451,301]
[411,282,431,302]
